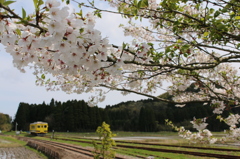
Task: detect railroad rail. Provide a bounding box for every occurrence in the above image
[17,136,130,159]
[70,137,240,152]
[115,140,240,152]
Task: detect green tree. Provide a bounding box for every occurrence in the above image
[138,107,157,132]
[14,103,30,131]
[93,122,116,159]
[53,101,64,131]
[0,113,12,131]
[66,103,75,131]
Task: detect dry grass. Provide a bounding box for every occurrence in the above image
[0,142,23,148]
[142,138,188,145]
[0,136,25,148]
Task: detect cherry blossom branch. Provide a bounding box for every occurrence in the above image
[99,84,210,104]
[0,3,46,33]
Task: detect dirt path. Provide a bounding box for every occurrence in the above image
[0,147,44,159]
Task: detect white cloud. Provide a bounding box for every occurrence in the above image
[95,12,132,45]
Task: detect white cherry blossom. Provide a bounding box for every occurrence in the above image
[0,0,239,143]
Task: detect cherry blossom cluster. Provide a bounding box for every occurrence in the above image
[101,0,240,142]
[190,117,208,131]
[166,120,218,144]
[218,114,240,139]
[1,0,240,143]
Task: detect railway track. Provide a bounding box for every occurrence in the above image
[72,137,240,152]
[116,140,240,152]
[49,136,240,159]
[17,137,131,159]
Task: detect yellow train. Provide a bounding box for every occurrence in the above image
[29,121,48,136]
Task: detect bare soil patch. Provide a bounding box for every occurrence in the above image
[0,147,44,159]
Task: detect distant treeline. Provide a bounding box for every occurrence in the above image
[13,95,239,132]
[0,113,12,131]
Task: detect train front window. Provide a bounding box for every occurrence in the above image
[44,125,47,128]
[38,125,40,128]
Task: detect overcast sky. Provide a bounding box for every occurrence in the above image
[0,0,156,119]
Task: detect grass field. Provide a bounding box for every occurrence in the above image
[0,135,25,148]
[1,130,232,144]
[33,132,240,158]
[2,131,240,158]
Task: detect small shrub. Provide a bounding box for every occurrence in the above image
[93,122,116,159]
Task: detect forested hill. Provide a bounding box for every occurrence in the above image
[13,95,239,132]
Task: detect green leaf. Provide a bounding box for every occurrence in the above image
[177,39,183,43]
[147,43,153,47]
[33,0,38,9]
[78,2,84,8]
[133,0,138,6]
[203,32,209,37]
[237,43,240,49]
[165,46,171,53]
[3,1,15,6]
[141,0,148,8]
[217,23,225,30]
[133,8,138,15]
[22,7,26,19]
[15,28,21,36]
[209,8,215,14]
[137,1,142,8]
[41,74,45,79]
[0,0,4,4]
[221,8,228,13]
[214,11,220,17]
[15,21,24,24]
[78,9,82,17]
[46,78,50,83]
[137,0,148,8]
[122,42,127,49]
[38,0,44,6]
[97,12,101,18]
[94,10,102,18]
[181,44,190,51]
[235,16,240,20]
[33,0,43,11]
[79,28,84,34]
